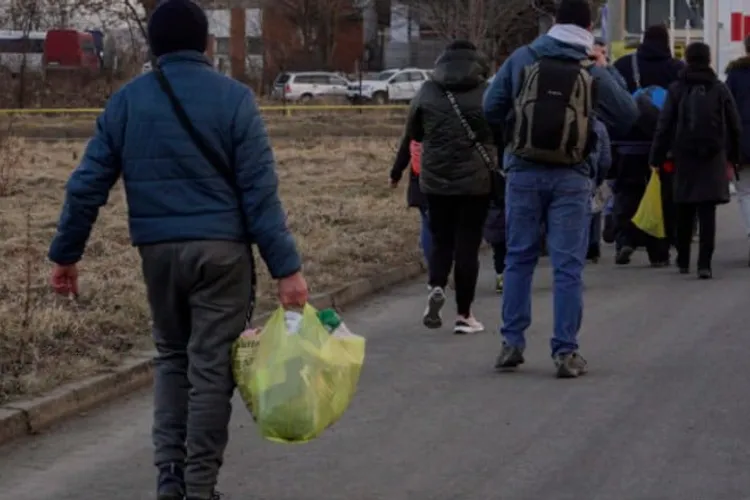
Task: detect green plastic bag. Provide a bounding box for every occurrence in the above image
[243,304,365,443]
[632,168,666,239]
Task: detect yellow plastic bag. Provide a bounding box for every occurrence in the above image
[246,305,365,444]
[632,168,666,239]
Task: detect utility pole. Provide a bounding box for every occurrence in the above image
[605,0,625,51]
[230,7,246,80]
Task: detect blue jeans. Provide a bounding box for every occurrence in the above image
[501,168,590,357]
[419,206,432,264]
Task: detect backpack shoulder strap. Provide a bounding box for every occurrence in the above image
[631,53,641,89]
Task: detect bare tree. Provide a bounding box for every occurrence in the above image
[403,0,607,63]
[263,0,359,70]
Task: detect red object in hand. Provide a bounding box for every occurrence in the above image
[662,160,675,173]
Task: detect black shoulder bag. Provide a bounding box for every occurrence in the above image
[152,63,258,325]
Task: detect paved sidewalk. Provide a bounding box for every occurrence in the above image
[1,205,750,500]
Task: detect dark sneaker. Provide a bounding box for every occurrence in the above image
[494,343,525,370]
[495,274,504,294]
[615,246,634,265]
[422,286,446,329]
[554,352,588,378]
[157,463,185,500]
[697,268,712,280]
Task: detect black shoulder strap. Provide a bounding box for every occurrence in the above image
[152,65,236,187]
[152,63,257,324]
[443,88,501,176]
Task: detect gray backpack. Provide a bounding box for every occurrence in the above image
[509,53,595,165]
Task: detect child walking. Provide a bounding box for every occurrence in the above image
[390,137,430,265]
[483,170,507,293]
[587,118,613,262]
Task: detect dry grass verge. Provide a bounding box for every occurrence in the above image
[0,135,420,405]
[0,111,407,140]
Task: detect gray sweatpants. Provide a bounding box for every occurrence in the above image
[140,240,252,499]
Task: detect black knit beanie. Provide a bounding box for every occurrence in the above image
[643,24,670,50]
[148,0,208,58]
[685,42,711,66]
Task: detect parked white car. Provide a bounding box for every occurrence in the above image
[346,68,433,104]
[271,71,350,102]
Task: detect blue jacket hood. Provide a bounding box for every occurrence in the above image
[528,35,590,61]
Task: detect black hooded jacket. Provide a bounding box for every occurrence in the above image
[613,40,685,94]
[725,56,750,163]
[649,66,741,204]
[402,46,492,196]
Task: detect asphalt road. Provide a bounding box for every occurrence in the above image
[2,204,750,500]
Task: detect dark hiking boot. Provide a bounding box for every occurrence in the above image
[615,246,634,265]
[422,286,446,329]
[698,268,713,280]
[157,463,185,500]
[554,352,588,378]
[495,343,525,370]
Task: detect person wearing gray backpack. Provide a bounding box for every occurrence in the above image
[483,0,638,378]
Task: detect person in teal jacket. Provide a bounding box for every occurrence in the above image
[47,1,307,499]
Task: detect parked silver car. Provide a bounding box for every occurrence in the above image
[271,71,351,102]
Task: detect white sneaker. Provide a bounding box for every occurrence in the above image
[423,287,446,329]
[454,315,484,334]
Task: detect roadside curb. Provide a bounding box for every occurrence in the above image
[0,261,426,446]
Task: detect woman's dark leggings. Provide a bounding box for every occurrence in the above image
[426,194,489,317]
[676,202,717,271]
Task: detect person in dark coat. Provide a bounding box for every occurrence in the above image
[611,24,684,266]
[613,24,685,94]
[725,35,750,265]
[404,39,492,335]
[390,138,430,265]
[649,42,742,279]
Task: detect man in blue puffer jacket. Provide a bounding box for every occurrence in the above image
[483,0,638,379]
[47,1,307,499]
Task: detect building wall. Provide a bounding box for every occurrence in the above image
[205,8,263,76]
[624,0,704,33]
